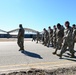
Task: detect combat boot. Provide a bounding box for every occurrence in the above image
[57,54,62,59]
[52,52,56,55]
[70,52,75,58]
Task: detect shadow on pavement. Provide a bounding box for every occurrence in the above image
[57,53,76,62]
[64,58,76,62]
[61,55,76,62]
[21,50,43,59]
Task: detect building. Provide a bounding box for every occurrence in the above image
[0,28,39,38]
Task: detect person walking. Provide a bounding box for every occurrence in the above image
[53,23,64,54]
[58,21,75,58]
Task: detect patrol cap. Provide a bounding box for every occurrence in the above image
[43,28,46,30]
[53,25,56,28]
[72,24,75,27]
[53,25,56,27]
[57,23,61,27]
[19,24,22,27]
[65,21,70,25]
[48,26,51,28]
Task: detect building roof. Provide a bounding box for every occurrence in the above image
[7,28,39,33]
[0,29,7,33]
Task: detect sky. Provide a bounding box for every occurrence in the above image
[0,0,76,32]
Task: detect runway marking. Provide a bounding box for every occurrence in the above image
[0,60,74,68]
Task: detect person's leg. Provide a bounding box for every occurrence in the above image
[20,37,24,50]
[59,40,67,58]
[17,38,20,47]
[43,38,45,45]
[46,37,49,47]
[59,38,63,49]
[44,37,47,46]
[36,38,38,43]
[53,38,58,54]
[47,37,50,47]
[53,38,55,48]
[22,37,24,50]
[53,37,62,54]
[73,40,75,50]
[68,41,75,58]
[53,38,56,48]
[51,37,54,47]
[17,38,22,50]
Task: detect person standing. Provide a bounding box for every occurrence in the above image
[17,24,25,51]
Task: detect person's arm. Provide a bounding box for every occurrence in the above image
[17,29,21,38]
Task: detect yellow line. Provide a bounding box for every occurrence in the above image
[0,60,73,68]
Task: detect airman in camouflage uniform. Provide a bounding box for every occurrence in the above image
[53,23,64,54]
[36,32,40,43]
[17,24,25,51]
[72,24,76,50]
[47,26,53,47]
[53,25,57,48]
[42,32,45,44]
[59,21,75,58]
[43,28,49,46]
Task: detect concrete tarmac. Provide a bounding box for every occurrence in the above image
[0,39,76,73]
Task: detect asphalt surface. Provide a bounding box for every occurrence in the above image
[0,39,76,72]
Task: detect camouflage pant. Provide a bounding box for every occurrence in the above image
[51,37,53,46]
[60,39,74,55]
[36,37,39,43]
[17,37,24,49]
[53,37,56,48]
[73,37,76,50]
[56,37,63,50]
[44,36,49,46]
[73,40,75,50]
[48,36,53,46]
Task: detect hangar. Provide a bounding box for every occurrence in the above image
[0,28,39,38]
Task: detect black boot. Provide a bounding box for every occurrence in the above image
[70,52,75,58]
[52,52,56,55]
[57,53,62,59]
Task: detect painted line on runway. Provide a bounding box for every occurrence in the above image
[0,60,73,68]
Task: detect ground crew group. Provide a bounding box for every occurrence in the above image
[17,21,76,59]
[35,21,76,59]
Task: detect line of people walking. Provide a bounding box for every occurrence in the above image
[35,21,76,59]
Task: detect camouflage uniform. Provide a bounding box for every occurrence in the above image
[53,28,57,48]
[32,35,36,41]
[44,29,49,46]
[56,27,64,49]
[36,32,40,43]
[42,33,45,44]
[17,26,24,50]
[48,28,53,47]
[60,26,75,58]
[72,27,76,50]
[53,27,64,54]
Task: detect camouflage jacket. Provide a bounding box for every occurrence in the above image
[64,26,73,40]
[56,27,64,38]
